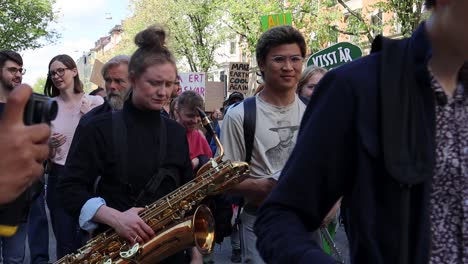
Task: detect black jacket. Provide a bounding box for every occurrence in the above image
[57,99,192,218]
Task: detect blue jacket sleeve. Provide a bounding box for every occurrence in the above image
[254,70,357,264]
[210,123,221,155]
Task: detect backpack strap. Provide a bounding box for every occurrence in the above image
[242,96,256,163]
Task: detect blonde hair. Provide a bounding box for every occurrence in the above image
[297,65,327,95]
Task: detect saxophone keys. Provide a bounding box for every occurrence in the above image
[179,200,191,211]
[106,240,121,254]
[119,243,141,260]
[210,158,218,168]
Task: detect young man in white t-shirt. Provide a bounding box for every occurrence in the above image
[220,25,307,263]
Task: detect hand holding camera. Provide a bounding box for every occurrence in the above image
[0,85,52,205]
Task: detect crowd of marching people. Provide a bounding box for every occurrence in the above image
[0,25,344,264]
[0,0,466,263]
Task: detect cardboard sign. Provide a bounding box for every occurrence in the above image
[307,42,362,70]
[90,59,105,87]
[261,13,292,32]
[205,82,225,112]
[228,62,249,94]
[179,72,206,98]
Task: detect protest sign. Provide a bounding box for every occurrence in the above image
[261,13,292,32]
[179,72,206,98]
[228,62,249,94]
[205,82,225,112]
[307,42,362,70]
[90,59,105,87]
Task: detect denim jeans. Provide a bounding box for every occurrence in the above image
[46,164,83,260]
[28,188,49,264]
[239,210,264,264]
[0,223,27,264]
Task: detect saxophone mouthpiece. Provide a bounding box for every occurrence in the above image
[196,107,207,119]
[197,107,215,137]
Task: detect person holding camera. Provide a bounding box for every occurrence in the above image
[0,50,50,264]
[44,54,104,259]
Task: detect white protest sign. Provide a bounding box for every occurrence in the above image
[179,72,206,98]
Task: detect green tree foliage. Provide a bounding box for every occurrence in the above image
[287,0,342,53]
[108,0,427,67]
[220,0,279,56]
[375,0,426,36]
[109,0,227,73]
[32,77,47,94]
[220,0,341,56]
[0,0,59,51]
[336,0,427,45]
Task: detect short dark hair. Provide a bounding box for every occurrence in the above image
[44,54,83,97]
[425,0,435,8]
[177,90,204,112]
[0,50,23,69]
[256,25,306,73]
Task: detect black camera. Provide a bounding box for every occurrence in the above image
[0,93,58,237]
[23,93,58,125]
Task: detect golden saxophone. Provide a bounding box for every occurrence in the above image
[55,109,249,264]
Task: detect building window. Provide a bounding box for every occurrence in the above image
[394,13,402,35]
[230,41,236,55]
[371,11,383,36]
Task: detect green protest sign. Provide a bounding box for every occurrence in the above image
[261,13,292,32]
[307,42,362,70]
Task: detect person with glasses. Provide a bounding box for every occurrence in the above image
[255,0,468,263]
[0,50,25,102]
[57,25,192,263]
[43,54,104,260]
[219,25,308,264]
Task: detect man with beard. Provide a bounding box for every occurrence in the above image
[68,55,130,157]
[0,51,23,101]
[0,50,31,264]
[83,55,130,122]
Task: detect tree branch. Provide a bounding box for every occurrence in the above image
[337,0,374,43]
[330,25,367,36]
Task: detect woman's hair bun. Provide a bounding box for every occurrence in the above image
[134,25,166,50]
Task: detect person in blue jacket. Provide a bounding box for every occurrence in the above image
[255,0,468,263]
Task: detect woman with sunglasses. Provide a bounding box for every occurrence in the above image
[44,54,103,260]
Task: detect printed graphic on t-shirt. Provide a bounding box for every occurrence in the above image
[265,120,299,171]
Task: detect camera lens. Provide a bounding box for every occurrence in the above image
[24,93,59,125]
